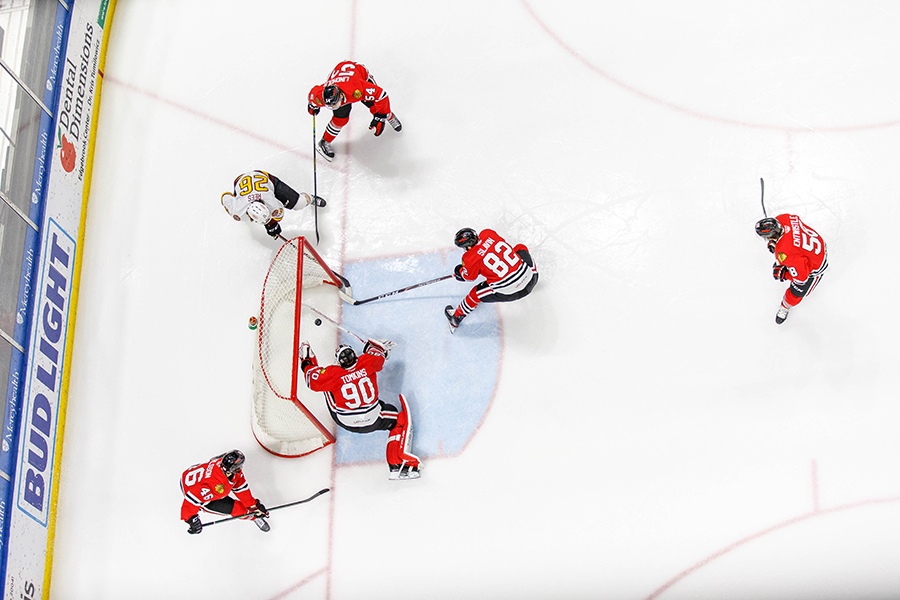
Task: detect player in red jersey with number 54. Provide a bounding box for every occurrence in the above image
[307,60,402,162]
[755,214,828,324]
[445,228,539,332]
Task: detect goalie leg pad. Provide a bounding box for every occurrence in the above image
[386,394,419,468]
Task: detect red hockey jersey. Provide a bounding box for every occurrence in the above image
[458,229,532,285]
[308,61,391,116]
[179,456,257,520]
[303,345,387,428]
[773,214,827,282]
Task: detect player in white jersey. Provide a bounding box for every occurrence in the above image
[220,170,325,238]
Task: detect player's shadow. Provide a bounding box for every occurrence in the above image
[348,134,417,179]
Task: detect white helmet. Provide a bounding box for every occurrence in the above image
[246,201,270,224]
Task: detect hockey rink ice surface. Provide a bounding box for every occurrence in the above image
[50,1,900,599]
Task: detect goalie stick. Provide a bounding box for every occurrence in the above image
[346,274,454,306]
[200,488,330,528]
[301,304,397,351]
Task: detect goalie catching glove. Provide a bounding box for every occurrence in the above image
[364,338,395,359]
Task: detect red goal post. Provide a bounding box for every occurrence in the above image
[251,236,352,457]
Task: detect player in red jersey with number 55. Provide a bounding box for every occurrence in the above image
[445,228,539,332]
[755,214,828,324]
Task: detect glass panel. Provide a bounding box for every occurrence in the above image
[0,205,29,338]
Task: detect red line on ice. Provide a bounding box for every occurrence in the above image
[519,0,900,133]
[643,495,900,600]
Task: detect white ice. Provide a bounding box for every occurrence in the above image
[50,1,900,599]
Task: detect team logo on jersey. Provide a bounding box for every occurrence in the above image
[777,252,787,263]
[214,484,225,494]
[353,89,362,100]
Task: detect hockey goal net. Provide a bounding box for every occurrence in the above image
[252,236,350,457]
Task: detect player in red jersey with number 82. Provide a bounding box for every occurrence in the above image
[445,228,539,333]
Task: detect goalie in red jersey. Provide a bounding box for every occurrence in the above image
[179,450,270,534]
[307,60,402,162]
[755,214,828,324]
[300,339,421,480]
[444,228,539,333]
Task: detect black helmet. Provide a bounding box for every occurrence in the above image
[755,217,783,240]
[323,85,342,108]
[454,227,478,249]
[336,344,357,369]
[220,450,245,476]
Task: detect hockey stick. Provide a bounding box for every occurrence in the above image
[200,488,330,528]
[760,177,767,217]
[312,113,320,245]
[347,274,454,306]
[302,304,369,344]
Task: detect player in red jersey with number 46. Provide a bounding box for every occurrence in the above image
[179,450,270,534]
[755,214,828,324]
[445,228,539,333]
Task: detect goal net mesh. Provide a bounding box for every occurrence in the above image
[251,237,338,457]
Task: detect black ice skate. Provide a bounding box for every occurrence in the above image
[775,304,791,325]
[317,138,335,162]
[302,192,327,208]
[444,305,462,333]
[254,517,271,532]
[389,463,420,480]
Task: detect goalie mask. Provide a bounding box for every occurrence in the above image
[454,227,478,250]
[323,85,343,108]
[336,344,357,369]
[220,450,245,476]
[246,201,271,224]
[755,217,783,240]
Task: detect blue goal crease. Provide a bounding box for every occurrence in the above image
[332,253,501,465]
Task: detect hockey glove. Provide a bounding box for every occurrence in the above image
[364,338,394,360]
[252,500,269,518]
[186,515,203,535]
[264,219,282,239]
[454,264,467,282]
[308,103,320,116]
[767,240,777,254]
[369,114,387,136]
[772,263,789,281]
[300,342,318,371]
